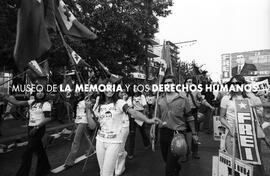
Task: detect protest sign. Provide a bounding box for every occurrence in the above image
[218,151,253,176]
[235,99,261,165]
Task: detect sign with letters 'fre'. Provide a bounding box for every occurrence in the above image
[235,99,261,165]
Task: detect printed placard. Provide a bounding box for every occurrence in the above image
[235,99,261,165]
[213,115,225,141]
[218,151,253,176]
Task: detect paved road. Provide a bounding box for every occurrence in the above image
[0,128,269,176]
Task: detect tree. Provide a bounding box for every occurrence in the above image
[0,0,173,77]
[178,60,209,84]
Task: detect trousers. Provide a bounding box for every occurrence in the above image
[16,126,51,176]
[115,126,129,175]
[96,140,121,176]
[65,123,94,166]
[127,118,150,156]
[160,128,183,176]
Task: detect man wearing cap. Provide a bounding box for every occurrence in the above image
[151,75,198,176]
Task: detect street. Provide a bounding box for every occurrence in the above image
[1,126,269,176]
[0,128,224,176]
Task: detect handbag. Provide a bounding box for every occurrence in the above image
[170,131,188,156]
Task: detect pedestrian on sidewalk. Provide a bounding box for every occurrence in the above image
[1,90,52,176]
[64,92,96,168]
[93,79,160,176]
[152,75,198,176]
[127,90,151,159]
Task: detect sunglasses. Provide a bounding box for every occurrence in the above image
[164,81,174,84]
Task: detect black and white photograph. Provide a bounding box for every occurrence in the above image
[0,0,269,176]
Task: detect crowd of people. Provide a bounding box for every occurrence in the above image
[0,73,269,176]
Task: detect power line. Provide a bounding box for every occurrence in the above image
[152,40,197,47]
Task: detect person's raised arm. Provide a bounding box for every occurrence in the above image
[3,94,32,106]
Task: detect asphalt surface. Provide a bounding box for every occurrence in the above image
[0,127,269,176]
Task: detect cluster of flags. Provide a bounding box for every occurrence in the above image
[13,0,97,72]
[13,0,122,85]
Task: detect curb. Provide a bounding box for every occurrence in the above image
[0,123,74,154]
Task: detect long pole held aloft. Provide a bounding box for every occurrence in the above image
[151,64,162,152]
[54,19,82,84]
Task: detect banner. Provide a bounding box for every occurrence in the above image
[251,79,269,92]
[218,151,253,176]
[235,99,261,165]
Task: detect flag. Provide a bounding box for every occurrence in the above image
[97,59,122,83]
[44,0,56,31]
[66,44,91,68]
[40,59,50,77]
[54,0,97,40]
[97,59,111,76]
[161,41,173,76]
[14,0,51,72]
[28,60,47,77]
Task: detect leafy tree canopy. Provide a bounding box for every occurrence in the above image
[0,0,173,77]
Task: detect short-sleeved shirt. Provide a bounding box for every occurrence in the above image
[75,100,88,124]
[94,99,128,143]
[157,93,194,131]
[146,96,156,105]
[28,101,51,126]
[220,94,261,127]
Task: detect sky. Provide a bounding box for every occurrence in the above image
[156,0,270,81]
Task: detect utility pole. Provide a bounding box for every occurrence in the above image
[144,0,153,81]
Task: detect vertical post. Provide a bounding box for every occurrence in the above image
[232,120,236,176]
[145,0,153,81]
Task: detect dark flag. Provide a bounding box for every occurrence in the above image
[14,0,51,72]
[66,44,91,68]
[54,0,97,40]
[97,59,122,83]
[161,41,173,76]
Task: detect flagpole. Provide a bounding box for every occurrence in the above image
[151,64,162,152]
[54,19,82,84]
[0,59,50,88]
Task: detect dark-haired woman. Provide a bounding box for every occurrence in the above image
[2,91,51,176]
[93,81,160,176]
[220,75,265,175]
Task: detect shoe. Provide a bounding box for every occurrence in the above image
[192,154,200,159]
[181,155,189,163]
[127,155,134,160]
[144,144,151,150]
[63,164,73,170]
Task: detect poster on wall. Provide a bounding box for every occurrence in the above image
[221,49,270,81]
